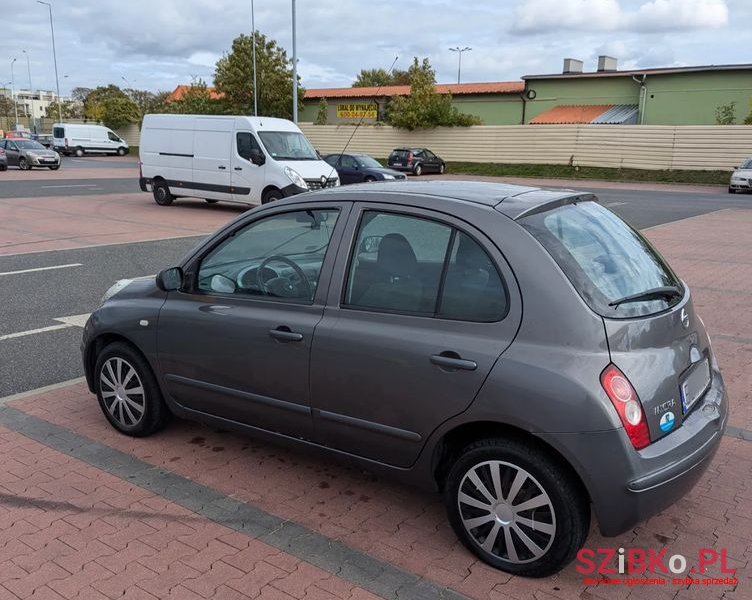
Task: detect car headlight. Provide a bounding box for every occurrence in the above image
[101,279,133,305]
[381,173,395,180]
[284,166,308,189]
[27,152,38,158]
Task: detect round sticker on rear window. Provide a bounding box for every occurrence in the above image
[659,411,675,432]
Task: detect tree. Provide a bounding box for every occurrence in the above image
[386,58,481,130]
[125,89,171,118]
[71,87,92,104]
[44,100,83,120]
[352,67,411,88]
[715,102,737,125]
[84,85,140,129]
[314,97,328,125]
[214,32,304,119]
[164,79,224,115]
[744,98,752,125]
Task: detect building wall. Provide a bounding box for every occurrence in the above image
[523,78,640,122]
[642,71,752,125]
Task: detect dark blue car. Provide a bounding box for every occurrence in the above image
[323,153,406,185]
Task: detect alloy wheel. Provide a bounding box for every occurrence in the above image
[99,357,146,428]
[457,460,556,564]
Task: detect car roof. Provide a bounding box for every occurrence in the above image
[284,180,592,220]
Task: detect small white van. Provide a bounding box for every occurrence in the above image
[139,114,338,207]
[52,123,129,156]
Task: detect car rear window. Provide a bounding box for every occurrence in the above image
[390,150,410,158]
[520,201,683,318]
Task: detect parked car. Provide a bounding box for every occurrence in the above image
[140,114,337,207]
[323,152,406,184]
[387,147,445,176]
[83,180,726,577]
[52,123,129,156]
[0,147,7,171]
[729,158,752,193]
[32,133,54,149]
[0,138,61,170]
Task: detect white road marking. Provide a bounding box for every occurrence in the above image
[41,184,98,189]
[0,263,82,277]
[0,313,90,342]
[604,201,627,207]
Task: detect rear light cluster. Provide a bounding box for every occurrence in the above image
[601,364,650,450]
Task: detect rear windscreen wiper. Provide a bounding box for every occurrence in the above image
[608,286,683,308]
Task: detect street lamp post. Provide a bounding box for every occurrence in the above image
[251,0,258,116]
[37,1,63,123]
[22,50,34,130]
[10,58,18,129]
[449,46,472,84]
[291,0,298,123]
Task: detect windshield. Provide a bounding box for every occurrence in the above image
[740,159,752,169]
[15,140,46,150]
[520,201,683,318]
[258,131,318,161]
[356,155,383,168]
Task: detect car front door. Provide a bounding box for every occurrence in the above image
[157,202,350,439]
[309,204,522,468]
[232,131,266,204]
[423,150,439,172]
[4,141,20,167]
[334,155,358,184]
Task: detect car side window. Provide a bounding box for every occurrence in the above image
[53,127,64,138]
[7,142,17,151]
[424,150,435,159]
[107,131,120,142]
[438,232,508,322]
[236,132,262,161]
[341,155,357,169]
[324,155,339,167]
[345,212,452,315]
[197,209,339,302]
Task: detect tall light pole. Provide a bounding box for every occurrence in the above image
[22,50,34,128]
[10,58,18,129]
[291,0,297,123]
[37,1,63,123]
[251,0,258,116]
[449,46,472,84]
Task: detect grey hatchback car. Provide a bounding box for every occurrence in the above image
[82,181,727,577]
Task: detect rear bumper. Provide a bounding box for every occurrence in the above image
[387,164,415,173]
[139,177,150,192]
[541,363,727,536]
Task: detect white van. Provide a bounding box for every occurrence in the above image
[139,114,338,207]
[52,123,129,156]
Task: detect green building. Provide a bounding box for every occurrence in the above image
[301,57,752,126]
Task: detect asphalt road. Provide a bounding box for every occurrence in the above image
[0,163,750,396]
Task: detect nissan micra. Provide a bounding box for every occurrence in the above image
[82,180,727,577]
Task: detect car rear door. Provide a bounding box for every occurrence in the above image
[309,203,521,468]
[4,141,19,166]
[193,118,234,200]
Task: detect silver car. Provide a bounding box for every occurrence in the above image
[729,158,752,193]
[82,181,727,577]
[0,138,61,170]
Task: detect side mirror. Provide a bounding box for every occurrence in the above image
[156,266,183,291]
[209,274,236,294]
[250,149,266,166]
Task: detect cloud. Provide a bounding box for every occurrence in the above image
[512,0,729,33]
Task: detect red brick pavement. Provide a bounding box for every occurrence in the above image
[0,425,383,600]
[3,207,751,599]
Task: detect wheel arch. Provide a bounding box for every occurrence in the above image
[84,332,153,393]
[431,420,591,504]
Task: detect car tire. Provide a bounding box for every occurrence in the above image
[205,199,219,204]
[439,163,446,174]
[153,180,174,206]
[0,164,7,171]
[262,188,282,204]
[19,157,31,170]
[444,437,590,577]
[414,163,423,176]
[48,164,61,171]
[75,146,85,157]
[117,147,127,156]
[728,187,736,194]
[94,342,169,437]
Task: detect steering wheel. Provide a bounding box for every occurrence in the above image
[257,255,313,299]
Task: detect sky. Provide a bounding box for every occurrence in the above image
[2,0,749,97]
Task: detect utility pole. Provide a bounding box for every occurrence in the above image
[10,58,18,129]
[291,0,297,123]
[38,1,63,123]
[449,46,472,84]
[251,0,258,116]
[22,50,34,130]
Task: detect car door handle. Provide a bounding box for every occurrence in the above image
[430,353,477,371]
[218,165,227,170]
[269,327,304,342]
[234,167,243,171]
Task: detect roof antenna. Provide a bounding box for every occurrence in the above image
[325,56,399,182]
